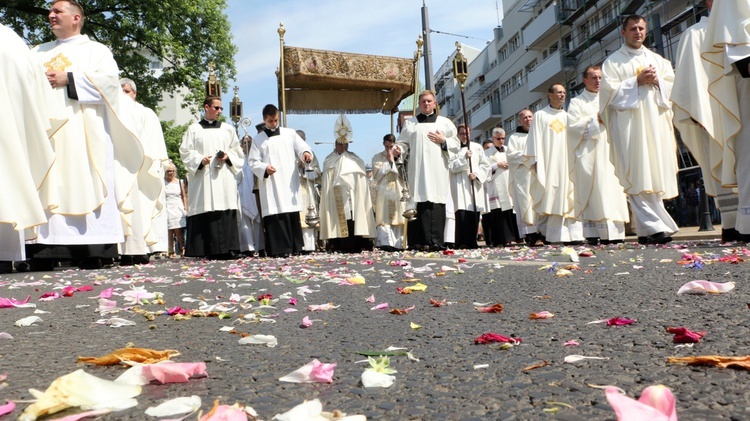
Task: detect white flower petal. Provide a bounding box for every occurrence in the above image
[15,316,43,327]
[145,395,201,417]
[361,369,395,388]
[238,334,277,347]
[564,355,609,363]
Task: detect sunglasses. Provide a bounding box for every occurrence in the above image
[211,106,224,111]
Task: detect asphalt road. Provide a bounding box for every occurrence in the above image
[1,240,749,420]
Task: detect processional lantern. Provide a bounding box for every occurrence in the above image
[230,85,242,125]
[205,61,221,97]
[452,42,468,90]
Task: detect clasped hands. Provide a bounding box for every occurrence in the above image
[46,70,68,89]
[637,64,659,87]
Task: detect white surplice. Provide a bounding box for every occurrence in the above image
[249,128,312,217]
[701,0,750,233]
[395,115,459,205]
[0,25,60,260]
[485,147,513,212]
[319,151,376,241]
[237,155,263,252]
[568,89,629,240]
[672,15,738,231]
[180,122,244,216]
[526,105,582,243]
[449,142,491,213]
[601,44,679,237]
[505,130,538,236]
[31,35,147,246]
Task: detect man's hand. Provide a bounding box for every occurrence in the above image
[302,152,312,163]
[468,173,477,181]
[427,130,446,145]
[266,165,276,175]
[465,149,472,159]
[46,71,68,89]
[392,146,402,159]
[496,159,508,169]
[201,155,212,166]
[637,65,659,87]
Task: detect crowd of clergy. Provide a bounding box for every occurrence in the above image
[3,0,750,273]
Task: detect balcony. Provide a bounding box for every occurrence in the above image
[522,2,559,48]
[527,50,572,92]
[470,99,502,132]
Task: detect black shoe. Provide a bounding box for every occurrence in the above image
[564,241,584,246]
[14,261,30,272]
[646,232,672,245]
[30,258,55,272]
[0,261,12,274]
[638,237,648,245]
[133,255,150,265]
[586,237,599,246]
[722,228,741,243]
[119,255,134,267]
[78,258,103,270]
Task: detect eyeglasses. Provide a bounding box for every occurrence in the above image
[211,106,224,111]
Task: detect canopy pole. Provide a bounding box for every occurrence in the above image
[278,22,287,127]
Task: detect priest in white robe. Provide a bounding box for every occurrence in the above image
[28,0,148,270]
[600,14,679,245]
[700,0,749,239]
[179,96,244,259]
[394,90,459,251]
[484,128,519,247]
[319,123,376,253]
[237,135,265,256]
[506,109,543,246]
[0,24,61,273]
[372,134,407,251]
[449,125,491,249]
[296,130,321,252]
[568,66,629,244]
[249,104,313,257]
[118,78,168,264]
[526,84,583,244]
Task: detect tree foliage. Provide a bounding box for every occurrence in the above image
[0,0,237,111]
[162,120,189,178]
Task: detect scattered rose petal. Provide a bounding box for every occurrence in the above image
[0,295,33,308]
[199,401,250,421]
[605,385,677,421]
[475,303,504,313]
[288,298,297,305]
[389,305,415,315]
[95,317,136,328]
[564,340,580,347]
[78,348,180,366]
[272,399,365,421]
[677,280,735,295]
[345,276,366,285]
[410,322,421,330]
[667,327,706,344]
[39,292,61,302]
[142,363,207,384]
[606,317,635,326]
[20,369,140,420]
[529,311,555,319]
[238,334,278,347]
[0,401,15,417]
[145,396,201,417]
[564,355,609,363]
[0,332,14,340]
[365,294,375,303]
[301,316,313,327]
[278,359,336,383]
[474,333,521,344]
[308,303,339,311]
[522,361,549,371]
[46,409,112,421]
[15,315,43,327]
[667,354,750,370]
[370,302,389,310]
[429,298,446,307]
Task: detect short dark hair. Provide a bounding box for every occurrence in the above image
[482,139,493,146]
[383,134,396,143]
[52,0,84,19]
[583,65,601,79]
[262,104,279,118]
[548,83,565,93]
[203,96,221,107]
[622,14,646,31]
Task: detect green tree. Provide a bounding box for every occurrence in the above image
[0,0,237,111]
[162,120,189,178]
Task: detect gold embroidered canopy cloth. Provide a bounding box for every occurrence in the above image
[279,46,415,115]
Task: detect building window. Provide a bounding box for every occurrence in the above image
[503,116,515,133]
[501,80,511,97]
[530,99,544,112]
[508,34,520,54]
[499,46,509,63]
[526,59,538,74]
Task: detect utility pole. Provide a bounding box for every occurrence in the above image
[421,0,434,91]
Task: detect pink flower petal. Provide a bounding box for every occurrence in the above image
[0,295,31,308]
[288,297,297,305]
[199,404,248,421]
[278,359,336,383]
[76,285,94,292]
[141,362,207,384]
[667,327,706,344]
[39,292,61,302]
[474,333,522,344]
[370,302,389,310]
[564,340,580,347]
[0,401,15,417]
[62,286,76,297]
[47,409,111,420]
[99,288,114,298]
[605,385,677,421]
[606,317,636,326]
[365,294,375,303]
[677,280,735,295]
[301,316,313,327]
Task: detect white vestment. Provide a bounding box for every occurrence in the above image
[31,35,147,246]
[249,128,312,217]
[601,44,679,237]
[119,98,168,254]
[526,105,582,243]
[371,151,406,249]
[319,151,376,241]
[396,115,459,205]
[180,122,244,216]
[701,0,750,233]
[449,142,491,213]
[568,89,629,240]
[506,130,538,236]
[237,155,264,252]
[0,25,60,260]
[672,16,738,231]
[485,147,513,212]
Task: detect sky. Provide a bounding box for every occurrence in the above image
[221,0,502,164]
